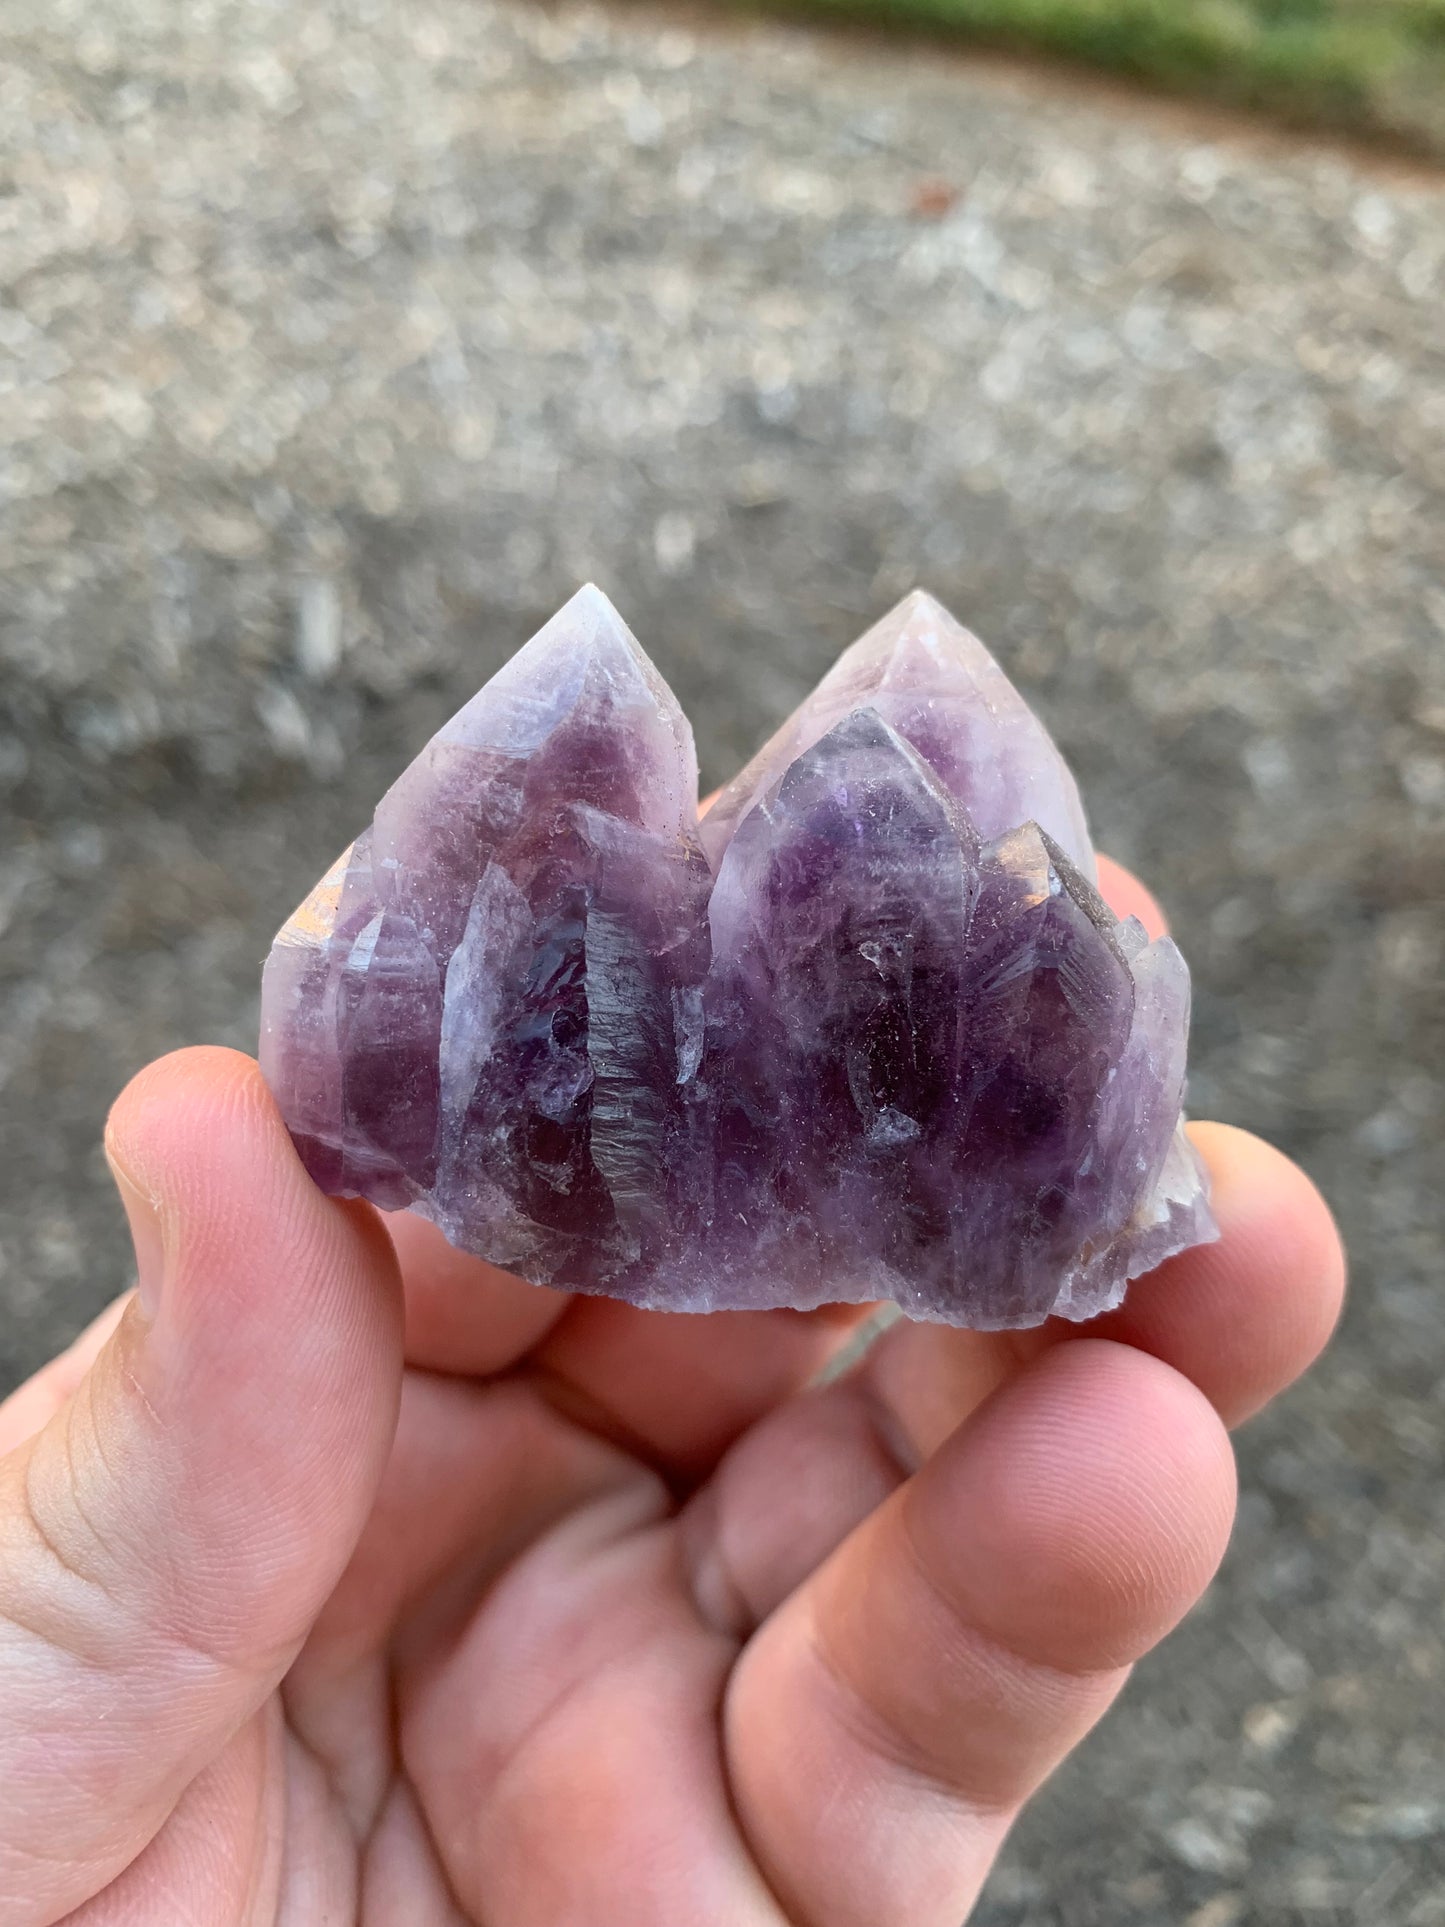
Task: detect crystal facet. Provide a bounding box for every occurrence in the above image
[260,586,1215,1327]
[698,590,1094,876]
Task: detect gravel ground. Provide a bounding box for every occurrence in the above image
[3,1,1444,1920]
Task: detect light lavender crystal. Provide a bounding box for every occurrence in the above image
[698,591,1094,876]
[260,585,1215,1327]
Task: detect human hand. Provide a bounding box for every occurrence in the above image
[0,858,1344,1926]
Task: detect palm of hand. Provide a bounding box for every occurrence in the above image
[0,1031,1342,1927]
[255,1237,900,1926]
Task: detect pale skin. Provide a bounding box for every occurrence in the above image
[0,854,1345,1926]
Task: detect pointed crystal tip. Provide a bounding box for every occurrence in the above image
[700,589,1093,875]
[887,586,952,625]
[835,587,1007,686]
[419,585,698,813]
[557,580,634,642]
[511,582,650,681]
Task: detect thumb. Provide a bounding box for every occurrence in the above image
[0,1047,403,1924]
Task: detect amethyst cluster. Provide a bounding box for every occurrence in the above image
[260,588,1214,1328]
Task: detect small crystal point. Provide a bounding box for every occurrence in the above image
[261,588,1214,1328]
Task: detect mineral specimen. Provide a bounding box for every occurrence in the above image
[260,586,1214,1327]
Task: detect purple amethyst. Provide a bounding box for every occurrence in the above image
[260,585,1214,1327]
[698,590,1094,876]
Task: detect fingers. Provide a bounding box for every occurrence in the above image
[388,1206,869,1484]
[1079,864,1345,1417]
[0,1293,131,1457]
[687,1122,1339,1633]
[387,1208,570,1375]
[284,1367,649,1835]
[725,1342,1236,1927]
[1072,1122,1345,1425]
[681,1365,913,1640]
[860,1122,1345,1462]
[532,1299,871,1487]
[0,1048,403,1925]
[55,1707,281,1927]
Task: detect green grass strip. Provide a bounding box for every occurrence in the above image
[773,0,1445,157]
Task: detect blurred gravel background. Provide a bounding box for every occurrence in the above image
[3,0,1444,1920]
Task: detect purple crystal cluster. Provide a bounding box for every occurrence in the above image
[260,587,1214,1328]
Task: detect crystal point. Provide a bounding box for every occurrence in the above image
[261,590,1215,1327]
[700,591,1093,876]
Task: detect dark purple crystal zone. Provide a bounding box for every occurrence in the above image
[261,588,1213,1328]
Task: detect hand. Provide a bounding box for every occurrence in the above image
[0,858,1344,1927]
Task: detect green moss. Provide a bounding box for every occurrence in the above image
[768,0,1445,156]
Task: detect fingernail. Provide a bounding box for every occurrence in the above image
[106,1145,166,1321]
